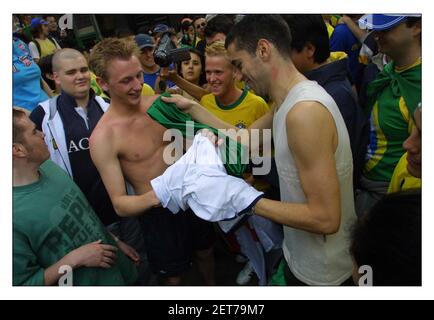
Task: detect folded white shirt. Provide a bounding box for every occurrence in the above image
[151,132,263,222]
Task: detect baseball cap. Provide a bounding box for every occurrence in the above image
[134,34,155,50]
[30,17,49,29]
[153,24,169,34]
[358,14,421,31]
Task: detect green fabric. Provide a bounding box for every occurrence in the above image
[147,93,248,177]
[13,160,137,286]
[366,61,421,115]
[268,258,287,286]
[364,61,421,182]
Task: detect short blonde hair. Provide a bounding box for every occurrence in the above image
[205,40,228,58]
[89,37,141,81]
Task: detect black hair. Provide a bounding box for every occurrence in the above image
[405,16,421,27]
[31,24,44,39]
[282,14,330,64]
[204,15,234,38]
[225,14,292,60]
[177,47,207,86]
[38,53,56,91]
[350,191,421,286]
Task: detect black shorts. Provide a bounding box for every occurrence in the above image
[139,207,215,278]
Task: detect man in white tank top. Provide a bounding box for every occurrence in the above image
[163,15,357,285]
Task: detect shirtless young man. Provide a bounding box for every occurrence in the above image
[89,38,215,285]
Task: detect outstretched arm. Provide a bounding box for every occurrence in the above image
[161,94,273,148]
[160,67,209,100]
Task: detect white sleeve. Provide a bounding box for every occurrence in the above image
[28,42,40,60]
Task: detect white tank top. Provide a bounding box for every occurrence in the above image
[273,80,356,285]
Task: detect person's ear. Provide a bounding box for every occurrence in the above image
[304,42,316,60]
[412,20,422,38]
[13,143,27,158]
[53,71,61,86]
[256,39,272,61]
[96,76,109,92]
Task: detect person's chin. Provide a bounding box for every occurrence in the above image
[407,164,421,179]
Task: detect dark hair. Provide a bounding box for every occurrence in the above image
[177,47,206,86]
[38,54,56,91]
[204,15,234,38]
[405,16,421,27]
[13,108,27,143]
[282,14,330,64]
[31,24,44,39]
[350,191,421,286]
[225,14,292,60]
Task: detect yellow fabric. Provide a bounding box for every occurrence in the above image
[388,153,421,193]
[365,101,388,172]
[328,51,348,63]
[326,22,334,38]
[200,90,269,129]
[36,38,57,58]
[90,72,110,99]
[395,57,422,73]
[141,83,155,96]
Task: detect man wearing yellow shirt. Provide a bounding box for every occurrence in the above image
[388,104,421,193]
[200,41,269,128]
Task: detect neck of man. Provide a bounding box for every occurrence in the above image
[110,97,143,117]
[75,94,90,111]
[392,44,421,69]
[216,86,243,106]
[271,61,307,108]
[143,64,159,74]
[13,162,40,187]
[38,33,47,40]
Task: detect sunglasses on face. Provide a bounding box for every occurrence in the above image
[195,22,206,28]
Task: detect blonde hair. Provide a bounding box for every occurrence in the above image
[205,40,228,58]
[89,37,141,81]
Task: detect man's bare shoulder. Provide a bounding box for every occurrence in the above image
[287,100,333,127]
[90,112,117,148]
[141,94,160,111]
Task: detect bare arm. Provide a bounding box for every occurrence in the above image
[89,129,160,217]
[160,67,209,100]
[339,15,368,42]
[161,94,273,148]
[254,101,341,234]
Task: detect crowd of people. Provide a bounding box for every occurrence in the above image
[13,14,421,286]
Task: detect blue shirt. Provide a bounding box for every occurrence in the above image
[330,24,363,88]
[13,38,49,111]
[143,66,175,91]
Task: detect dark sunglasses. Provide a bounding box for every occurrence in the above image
[195,22,206,28]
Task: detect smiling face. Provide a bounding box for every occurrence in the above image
[54,55,91,99]
[100,55,144,107]
[403,108,422,178]
[205,55,235,99]
[226,42,269,98]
